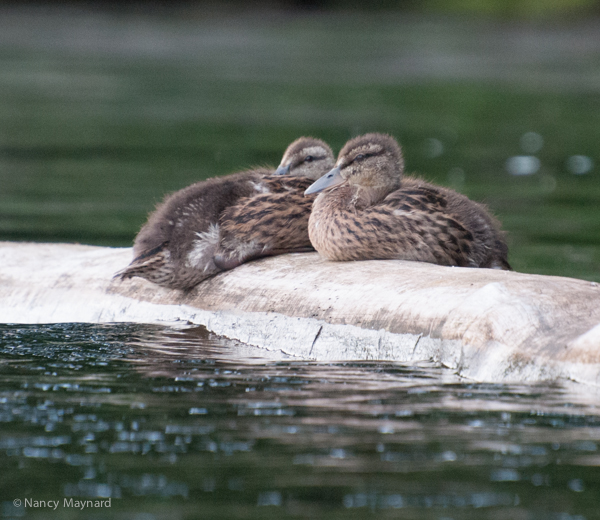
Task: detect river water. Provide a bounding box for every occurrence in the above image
[1,323,600,519]
[1,5,600,519]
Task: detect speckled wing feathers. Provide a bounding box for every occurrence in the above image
[214,177,316,270]
[309,178,510,269]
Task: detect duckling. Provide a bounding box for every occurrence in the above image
[213,175,318,270]
[305,133,511,270]
[116,137,334,289]
[212,138,338,269]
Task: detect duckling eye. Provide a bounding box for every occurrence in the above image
[304,155,313,163]
[355,154,365,160]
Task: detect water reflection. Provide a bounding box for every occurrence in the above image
[520,132,544,154]
[422,137,445,159]
[1,323,600,519]
[506,155,541,176]
[567,155,594,175]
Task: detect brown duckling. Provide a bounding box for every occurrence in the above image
[213,176,320,270]
[116,137,334,289]
[212,138,336,269]
[305,133,511,270]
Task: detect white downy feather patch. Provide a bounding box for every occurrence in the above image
[186,223,220,270]
[249,181,270,194]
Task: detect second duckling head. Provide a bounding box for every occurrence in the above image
[305,133,404,195]
[274,137,335,179]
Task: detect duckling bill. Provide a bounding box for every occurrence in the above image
[115,137,334,289]
[305,133,511,270]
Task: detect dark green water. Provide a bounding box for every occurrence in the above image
[1,7,600,519]
[1,323,600,520]
[0,6,599,280]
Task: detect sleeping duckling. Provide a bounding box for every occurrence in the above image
[213,176,321,270]
[305,133,511,270]
[212,138,336,269]
[116,137,334,289]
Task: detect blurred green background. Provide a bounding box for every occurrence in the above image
[0,1,599,280]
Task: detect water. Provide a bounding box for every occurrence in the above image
[1,6,600,519]
[0,6,599,279]
[1,323,599,519]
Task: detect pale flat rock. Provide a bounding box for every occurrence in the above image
[1,241,599,386]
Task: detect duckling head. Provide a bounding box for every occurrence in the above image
[274,137,335,180]
[305,133,404,199]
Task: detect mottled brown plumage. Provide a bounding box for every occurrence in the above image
[115,137,334,289]
[306,133,511,270]
[213,177,317,270]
